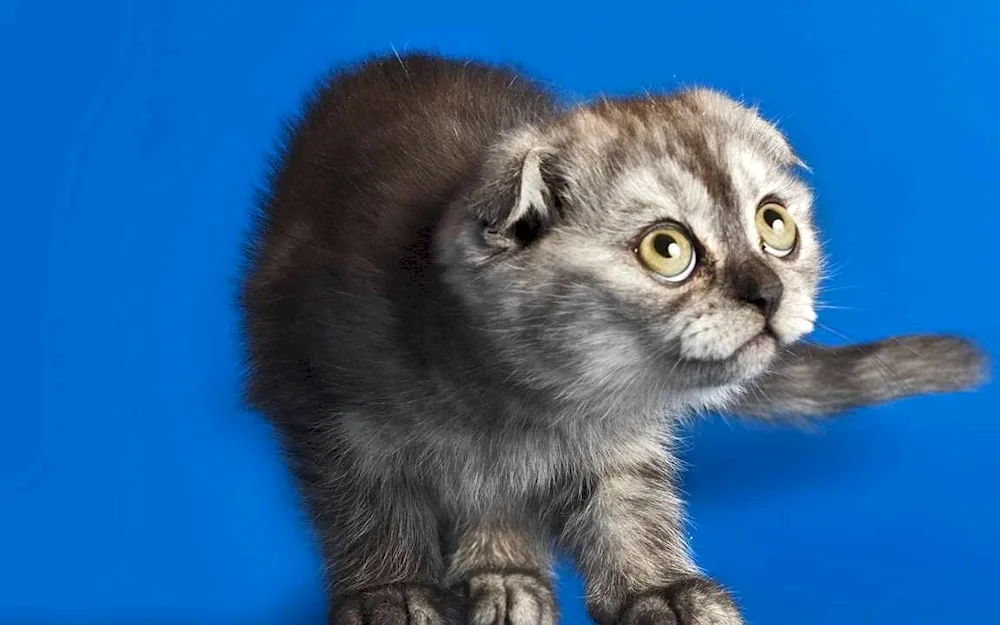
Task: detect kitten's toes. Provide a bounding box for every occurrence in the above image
[464,571,556,625]
[331,585,457,625]
[878,334,989,394]
[617,577,743,625]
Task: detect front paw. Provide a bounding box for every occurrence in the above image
[462,570,556,625]
[618,578,743,625]
[873,334,988,395]
[331,585,457,625]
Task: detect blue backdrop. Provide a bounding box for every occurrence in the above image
[3,1,998,623]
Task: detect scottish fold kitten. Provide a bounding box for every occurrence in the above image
[240,53,986,625]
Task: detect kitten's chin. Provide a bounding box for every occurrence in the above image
[728,331,780,380]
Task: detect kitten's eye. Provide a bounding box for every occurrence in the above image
[637,227,696,282]
[755,202,798,257]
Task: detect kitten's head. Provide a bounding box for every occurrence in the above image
[440,89,822,410]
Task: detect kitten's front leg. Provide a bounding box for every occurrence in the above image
[445,520,557,625]
[729,334,987,419]
[309,457,458,625]
[559,451,742,625]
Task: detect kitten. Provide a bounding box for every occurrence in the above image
[240,53,987,625]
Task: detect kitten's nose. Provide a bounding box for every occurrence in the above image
[730,259,783,320]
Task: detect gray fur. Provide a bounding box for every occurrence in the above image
[240,52,987,625]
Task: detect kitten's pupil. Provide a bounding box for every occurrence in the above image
[763,209,782,229]
[654,233,678,258]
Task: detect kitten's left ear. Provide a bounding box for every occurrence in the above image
[470,138,564,250]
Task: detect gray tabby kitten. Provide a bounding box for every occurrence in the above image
[240,53,986,625]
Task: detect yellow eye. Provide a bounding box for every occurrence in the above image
[637,226,696,282]
[755,202,798,257]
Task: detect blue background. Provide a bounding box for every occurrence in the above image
[3,0,998,623]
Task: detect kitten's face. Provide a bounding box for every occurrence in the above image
[450,89,822,407]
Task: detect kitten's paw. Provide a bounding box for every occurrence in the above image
[617,578,743,625]
[331,585,456,625]
[875,334,989,395]
[464,571,556,625]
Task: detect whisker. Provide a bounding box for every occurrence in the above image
[390,44,410,79]
[815,284,861,293]
[813,321,852,342]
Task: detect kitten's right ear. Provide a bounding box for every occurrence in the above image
[470,136,564,251]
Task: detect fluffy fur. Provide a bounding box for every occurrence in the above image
[240,52,987,625]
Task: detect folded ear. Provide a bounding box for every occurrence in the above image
[470,137,564,251]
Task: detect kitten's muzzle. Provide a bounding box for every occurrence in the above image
[728,257,783,322]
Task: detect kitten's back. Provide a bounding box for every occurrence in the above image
[265,53,555,229]
[241,54,554,417]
